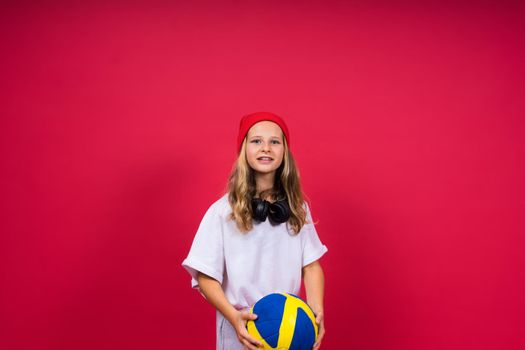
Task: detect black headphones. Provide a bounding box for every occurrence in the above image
[251,197,291,224]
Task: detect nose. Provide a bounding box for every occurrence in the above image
[262,141,271,152]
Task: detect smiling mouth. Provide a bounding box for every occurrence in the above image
[257,157,273,161]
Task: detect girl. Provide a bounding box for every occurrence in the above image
[182,112,328,350]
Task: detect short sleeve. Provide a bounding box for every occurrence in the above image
[181,202,225,289]
[301,202,328,267]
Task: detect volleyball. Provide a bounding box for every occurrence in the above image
[246,293,318,350]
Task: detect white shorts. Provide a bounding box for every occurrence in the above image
[216,310,246,350]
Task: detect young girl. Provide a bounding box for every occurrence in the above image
[182,112,328,350]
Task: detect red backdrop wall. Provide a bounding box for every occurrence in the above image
[1,1,524,349]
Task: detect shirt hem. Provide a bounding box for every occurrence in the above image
[181,258,224,287]
[302,245,328,267]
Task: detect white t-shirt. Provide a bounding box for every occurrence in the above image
[181,193,328,311]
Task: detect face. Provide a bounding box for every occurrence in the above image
[245,121,285,176]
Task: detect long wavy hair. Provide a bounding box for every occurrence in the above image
[226,135,314,234]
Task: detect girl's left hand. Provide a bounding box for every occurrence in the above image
[313,310,325,350]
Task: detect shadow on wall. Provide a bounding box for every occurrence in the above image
[315,179,412,350]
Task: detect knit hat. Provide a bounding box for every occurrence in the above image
[237,112,290,153]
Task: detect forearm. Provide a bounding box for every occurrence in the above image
[302,261,325,314]
[196,272,238,325]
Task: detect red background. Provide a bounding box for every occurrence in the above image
[1,1,524,349]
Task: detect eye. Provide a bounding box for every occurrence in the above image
[272,140,281,144]
[251,139,261,144]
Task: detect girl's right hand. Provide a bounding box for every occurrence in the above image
[231,310,263,350]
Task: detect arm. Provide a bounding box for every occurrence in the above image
[196,272,238,324]
[196,272,262,350]
[302,260,326,350]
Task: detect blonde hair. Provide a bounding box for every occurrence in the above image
[225,136,314,234]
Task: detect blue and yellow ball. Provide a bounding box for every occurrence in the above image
[246,293,318,350]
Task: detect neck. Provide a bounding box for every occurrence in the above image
[254,172,275,197]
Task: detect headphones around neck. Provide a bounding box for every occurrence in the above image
[251,197,291,224]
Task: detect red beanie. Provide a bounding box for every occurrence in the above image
[237,112,290,153]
